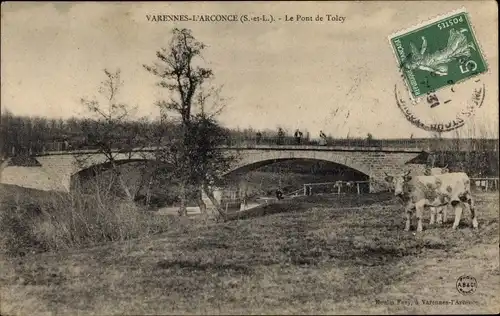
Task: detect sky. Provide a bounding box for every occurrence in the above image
[1,1,498,139]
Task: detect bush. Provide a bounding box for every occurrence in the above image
[0,184,172,257]
[0,203,48,257]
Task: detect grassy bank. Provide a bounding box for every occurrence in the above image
[1,192,498,314]
[0,184,174,256]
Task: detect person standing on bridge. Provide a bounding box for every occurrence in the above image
[256,131,262,145]
[294,129,303,145]
[277,128,285,145]
[319,131,327,146]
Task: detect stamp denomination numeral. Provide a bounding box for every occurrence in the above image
[459,60,478,74]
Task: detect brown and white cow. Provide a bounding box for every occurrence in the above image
[385,170,477,232]
[425,166,449,223]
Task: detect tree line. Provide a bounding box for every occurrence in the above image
[0,110,315,154]
[3,111,498,156]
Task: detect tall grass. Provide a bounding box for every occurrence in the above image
[0,179,173,257]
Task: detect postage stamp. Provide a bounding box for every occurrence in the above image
[389,7,487,100]
[389,8,489,133]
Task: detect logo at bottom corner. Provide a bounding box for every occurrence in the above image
[456,275,477,295]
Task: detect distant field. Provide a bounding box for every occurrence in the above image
[1,191,498,315]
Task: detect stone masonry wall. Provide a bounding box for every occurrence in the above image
[1,149,426,193]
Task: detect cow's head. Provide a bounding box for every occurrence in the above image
[384,170,412,196]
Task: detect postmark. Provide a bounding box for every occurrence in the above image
[389,8,488,133]
[394,80,485,133]
[456,275,478,295]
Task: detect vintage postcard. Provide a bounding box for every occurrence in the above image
[1,1,498,315]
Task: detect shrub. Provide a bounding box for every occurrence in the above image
[0,203,48,257]
[0,183,172,257]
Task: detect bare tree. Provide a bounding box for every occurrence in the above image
[144,28,235,218]
[78,69,144,202]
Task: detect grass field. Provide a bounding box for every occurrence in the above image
[0,191,498,315]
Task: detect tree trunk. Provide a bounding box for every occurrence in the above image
[145,175,153,207]
[93,178,105,210]
[133,166,149,202]
[177,121,189,217]
[110,161,134,202]
[178,180,188,216]
[117,172,134,202]
[196,188,207,214]
[202,183,226,221]
[195,187,210,223]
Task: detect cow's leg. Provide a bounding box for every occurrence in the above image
[429,207,436,225]
[415,200,426,232]
[404,207,411,231]
[468,197,478,229]
[436,206,443,225]
[451,202,463,230]
[442,205,448,224]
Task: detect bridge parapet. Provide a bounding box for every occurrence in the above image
[34,144,425,157]
[30,136,430,154]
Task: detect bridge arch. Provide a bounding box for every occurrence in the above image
[223,157,369,180]
[69,158,162,192]
[225,149,372,177]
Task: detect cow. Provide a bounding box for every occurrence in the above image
[384,170,477,232]
[425,165,450,223]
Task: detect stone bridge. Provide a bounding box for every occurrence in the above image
[0,145,428,193]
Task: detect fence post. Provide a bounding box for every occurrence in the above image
[357,182,360,195]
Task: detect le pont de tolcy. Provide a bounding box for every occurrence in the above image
[284,14,346,23]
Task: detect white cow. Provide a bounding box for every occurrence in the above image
[385,170,477,232]
[425,166,449,223]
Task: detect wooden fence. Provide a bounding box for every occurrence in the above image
[470,178,499,192]
[303,181,371,195]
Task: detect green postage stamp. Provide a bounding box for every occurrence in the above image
[389,8,487,100]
